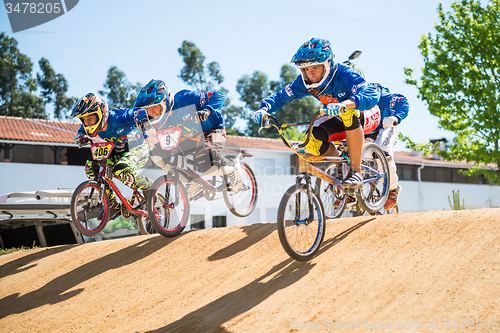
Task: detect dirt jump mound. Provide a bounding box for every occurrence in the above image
[1,208,499,332]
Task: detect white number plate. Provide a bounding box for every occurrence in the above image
[157,127,182,150]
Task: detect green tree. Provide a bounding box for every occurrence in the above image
[99,66,142,109]
[222,103,245,135]
[177,40,244,135]
[405,0,500,183]
[0,32,46,118]
[273,64,319,125]
[178,40,224,91]
[236,70,273,137]
[37,58,76,119]
[236,64,319,137]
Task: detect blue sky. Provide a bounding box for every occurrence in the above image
[1,0,459,149]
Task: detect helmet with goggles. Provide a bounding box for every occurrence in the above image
[291,37,338,95]
[70,93,109,137]
[133,79,174,125]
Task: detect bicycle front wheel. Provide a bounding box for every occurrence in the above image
[314,163,346,219]
[147,176,190,237]
[223,161,258,217]
[277,183,326,261]
[70,180,109,236]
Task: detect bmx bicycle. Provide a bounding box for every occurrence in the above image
[146,116,258,237]
[316,147,398,218]
[261,110,390,261]
[70,139,153,237]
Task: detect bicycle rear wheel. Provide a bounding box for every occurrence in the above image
[356,143,390,214]
[223,161,258,217]
[277,183,326,261]
[70,180,109,236]
[314,164,346,219]
[147,176,190,237]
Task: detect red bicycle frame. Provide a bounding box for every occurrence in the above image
[92,141,148,217]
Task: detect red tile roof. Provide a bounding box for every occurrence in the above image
[226,135,293,151]
[0,116,79,144]
[0,116,292,150]
[0,116,495,170]
[394,151,495,169]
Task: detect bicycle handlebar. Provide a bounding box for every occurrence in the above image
[260,107,350,152]
[259,111,323,151]
[78,137,93,149]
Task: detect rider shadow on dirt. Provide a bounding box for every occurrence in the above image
[318,217,376,257]
[208,223,275,262]
[0,244,76,279]
[0,235,181,319]
[146,257,315,333]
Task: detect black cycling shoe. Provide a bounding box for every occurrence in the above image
[109,200,122,220]
[98,199,121,221]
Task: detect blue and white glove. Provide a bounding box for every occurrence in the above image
[383,116,398,128]
[251,109,269,125]
[135,109,150,132]
[325,103,347,117]
[195,109,210,122]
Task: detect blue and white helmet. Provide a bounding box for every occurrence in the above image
[133,79,174,125]
[290,37,337,95]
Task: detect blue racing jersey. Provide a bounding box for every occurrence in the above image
[260,62,380,113]
[77,108,147,151]
[372,83,409,132]
[159,89,225,133]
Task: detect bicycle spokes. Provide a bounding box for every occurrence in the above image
[277,184,325,261]
[357,143,390,213]
[223,161,258,218]
[71,181,109,236]
[148,176,190,237]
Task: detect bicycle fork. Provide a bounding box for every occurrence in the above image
[95,161,110,207]
[296,174,315,225]
[164,170,181,209]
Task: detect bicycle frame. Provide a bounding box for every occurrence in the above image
[92,143,148,218]
[154,118,241,202]
[266,112,344,186]
[267,111,384,189]
[165,162,219,196]
[266,111,387,220]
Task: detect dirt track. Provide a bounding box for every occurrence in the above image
[1,209,499,333]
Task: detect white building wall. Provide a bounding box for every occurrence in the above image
[1,152,499,228]
[397,181,499,213]
[489,186,500,207]
[0,163,89,194]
